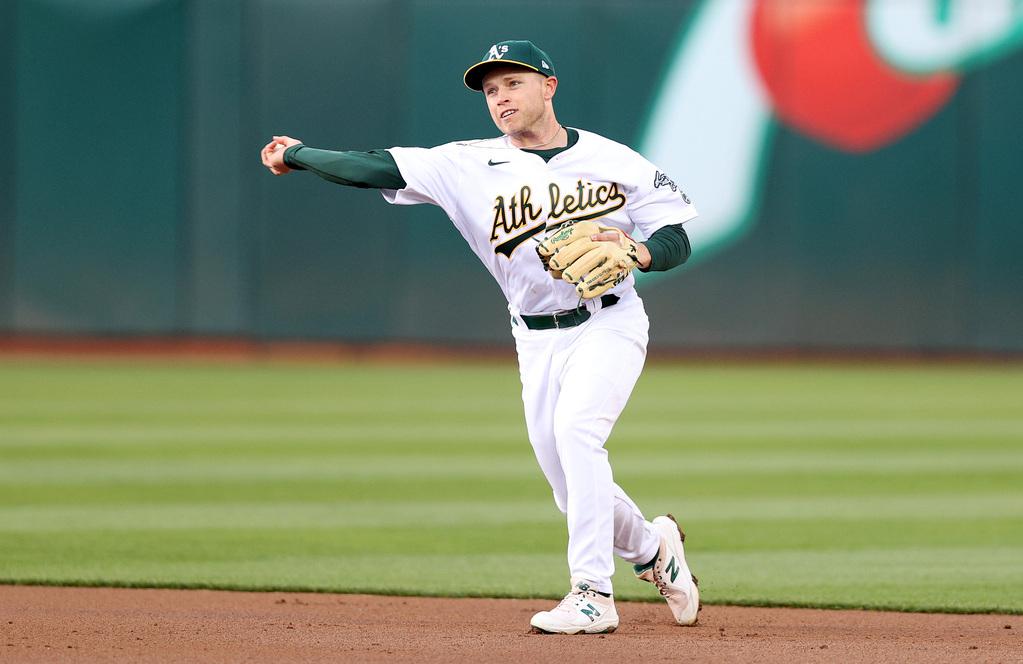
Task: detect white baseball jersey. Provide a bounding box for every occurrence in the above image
[382,128,697,315]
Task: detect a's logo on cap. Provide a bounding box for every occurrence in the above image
[486,44,509,61]
[541,60,549,69]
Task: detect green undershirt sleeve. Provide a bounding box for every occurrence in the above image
[283,145,407,190]
[640,224,691,272]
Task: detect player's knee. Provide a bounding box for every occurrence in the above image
[552,419,605,453]
[551,417,577,449]
[552,489,568,514]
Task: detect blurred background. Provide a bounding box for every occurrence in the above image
[1,0,1021,353]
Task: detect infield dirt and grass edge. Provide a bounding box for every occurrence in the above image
[2,359,1021,618]
[2,579,1022,616]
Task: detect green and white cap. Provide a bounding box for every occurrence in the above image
[463,40,556,91]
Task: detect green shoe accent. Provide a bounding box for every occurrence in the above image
[666,556,681,583]
[634,550,659,575]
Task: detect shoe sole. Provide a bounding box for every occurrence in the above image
[664,513,703,618]
[529,625,618,635]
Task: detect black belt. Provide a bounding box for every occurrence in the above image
[520,294,620,330]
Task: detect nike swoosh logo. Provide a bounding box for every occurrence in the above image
[494,221,546,257]
[488,159,510,166]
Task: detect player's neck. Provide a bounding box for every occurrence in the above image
[508,120,567,150]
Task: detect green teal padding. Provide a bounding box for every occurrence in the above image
[973,56,1023,351]
[3,0,1022,351]
[14,0,184,332]
[183,0,247,334]
[0,1,15,328]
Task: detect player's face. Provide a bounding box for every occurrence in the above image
[481,68,556,138]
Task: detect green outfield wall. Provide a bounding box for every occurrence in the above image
[2,0,1021,351]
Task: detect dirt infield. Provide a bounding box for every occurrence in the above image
[2,586,1018,663]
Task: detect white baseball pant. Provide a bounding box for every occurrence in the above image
[512,290,662,594]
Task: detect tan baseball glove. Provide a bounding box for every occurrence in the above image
[536,221,640,299]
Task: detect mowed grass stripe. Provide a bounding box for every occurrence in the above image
[0,359,1021,613]
[3,450,1023,483]
[2,418,1021,445]
[3,438,1018,462]
[0,500,561,531]
[2,389,1020,417]
[2,494,1021,532]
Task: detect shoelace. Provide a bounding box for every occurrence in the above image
[556,588,602,611]
[651,557,673,597]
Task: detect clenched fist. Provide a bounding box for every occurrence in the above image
[260,135,303,175]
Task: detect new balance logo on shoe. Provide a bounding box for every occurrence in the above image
[666,556,680,583]
[580,603,601,622]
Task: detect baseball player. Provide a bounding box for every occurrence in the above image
[260,40,699,635]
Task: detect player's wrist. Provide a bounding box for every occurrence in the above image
[636,242,652,270]
[282,144,307,170]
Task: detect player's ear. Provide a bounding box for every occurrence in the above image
[544,75,558,100]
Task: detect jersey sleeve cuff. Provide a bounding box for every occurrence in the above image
[282,144,307,170]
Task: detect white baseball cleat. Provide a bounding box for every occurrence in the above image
[529,577,619,634]
[634,513,701,625]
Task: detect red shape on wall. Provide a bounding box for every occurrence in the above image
[751,0,959,152]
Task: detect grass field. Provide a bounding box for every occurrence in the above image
[1,358,1021,613]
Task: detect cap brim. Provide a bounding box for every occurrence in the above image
[463,59,543,91]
